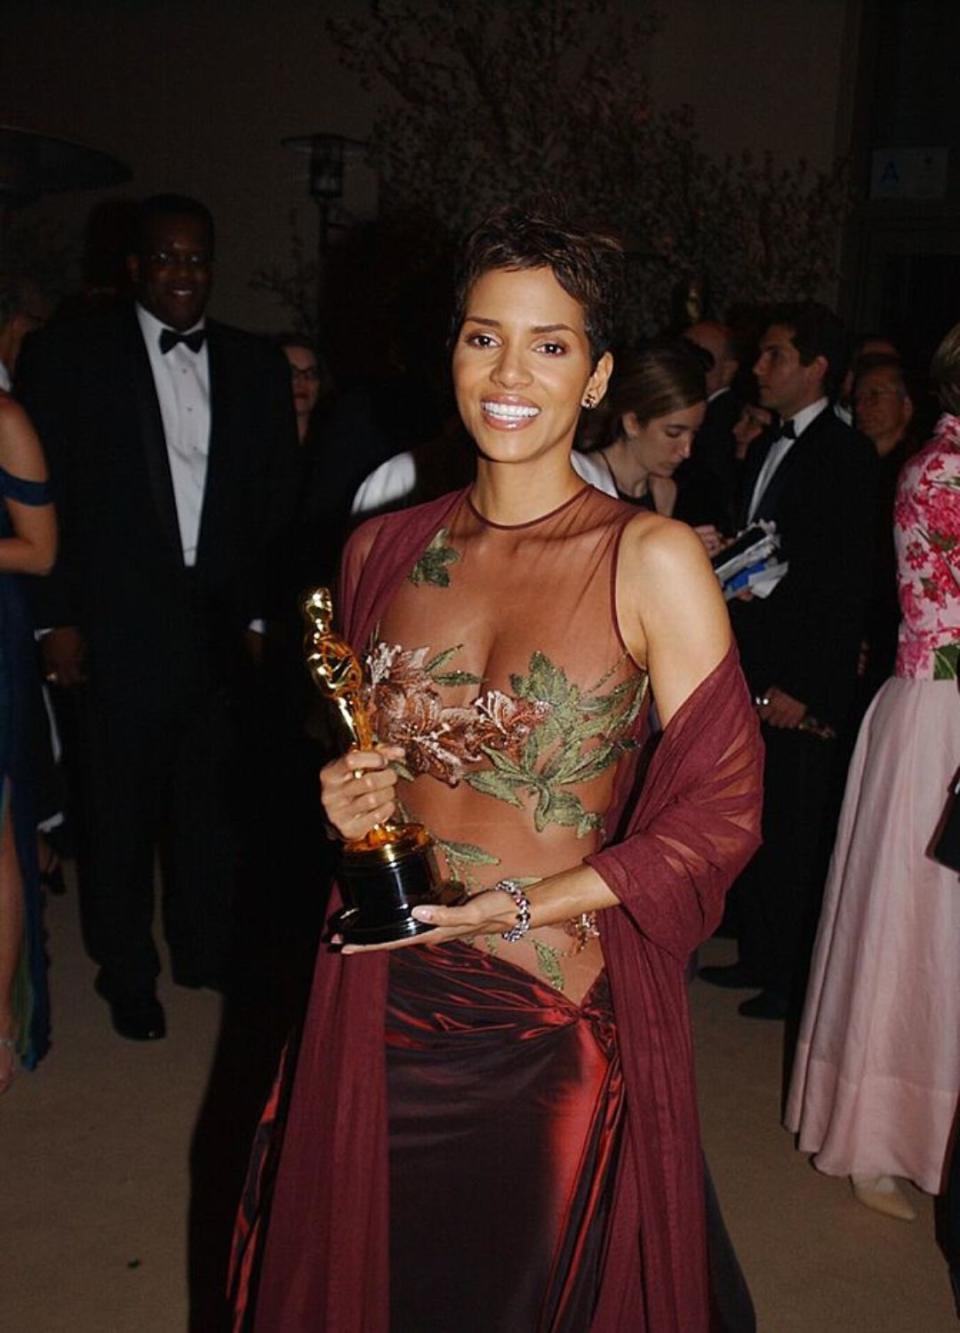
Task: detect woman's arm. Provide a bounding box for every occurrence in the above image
[0,397,57,575]
[616,512,731,723]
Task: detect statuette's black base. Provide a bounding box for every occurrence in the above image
[334,836,462,945]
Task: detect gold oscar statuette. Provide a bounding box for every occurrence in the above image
[302,587,457,943]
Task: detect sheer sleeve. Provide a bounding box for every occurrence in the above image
[586,645,763,961]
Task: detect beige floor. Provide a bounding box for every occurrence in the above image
[1,895,955,1332]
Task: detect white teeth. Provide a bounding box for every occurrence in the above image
[482,401,539,420]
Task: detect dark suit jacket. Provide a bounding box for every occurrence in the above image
[729,405,878,731]
[17,303,300,709]
[674,388,742,533]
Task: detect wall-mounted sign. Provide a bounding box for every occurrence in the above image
[871,147,949,200]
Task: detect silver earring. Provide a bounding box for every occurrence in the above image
[582,392,596,409]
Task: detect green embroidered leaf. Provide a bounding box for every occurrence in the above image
[930,530,959,552]
[433,670,484,686]
[933,642,960,680]
[533,940,565,991]
[424,644,461,673]
[407,528,461,586]
[534,787,590,833]
[511,652,580,713]
[557,740,619,786]
[434,837,500,867]
[483,745,522,774]
[577,809,604,837]
[466,769,526,807]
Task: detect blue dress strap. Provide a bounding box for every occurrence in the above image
[0,466,52,506]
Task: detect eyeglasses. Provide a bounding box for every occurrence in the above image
[290,365,320,382]
[145,251,212,270]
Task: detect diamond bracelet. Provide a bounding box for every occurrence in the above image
[492,878,532,942]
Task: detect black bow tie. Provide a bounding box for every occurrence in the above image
[780,419,797,440]
[159,327,206,355]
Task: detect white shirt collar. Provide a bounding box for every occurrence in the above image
[136,302,206,344]
[784,397,828,438]
[707,385,731,404]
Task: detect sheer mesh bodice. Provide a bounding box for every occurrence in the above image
[370,484,648,1001]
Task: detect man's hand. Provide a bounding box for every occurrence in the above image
[41,626,87,687]
[757,685,807,729]
[693,524,724,557]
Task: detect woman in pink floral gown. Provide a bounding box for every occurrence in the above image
[786,323,960,1220]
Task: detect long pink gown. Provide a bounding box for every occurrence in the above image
[785,413,960,1193]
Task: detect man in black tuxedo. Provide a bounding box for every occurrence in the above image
[18,195,299,1040]
[701,302,877,1019]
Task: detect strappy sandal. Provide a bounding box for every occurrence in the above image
[0,1036,16,1095]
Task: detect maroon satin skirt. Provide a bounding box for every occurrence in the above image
[386,940,624,1333]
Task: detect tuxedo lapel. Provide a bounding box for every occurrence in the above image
[752,409,831,523]
[125,310,183,564]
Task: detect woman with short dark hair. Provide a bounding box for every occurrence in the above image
[233,208,762,1332]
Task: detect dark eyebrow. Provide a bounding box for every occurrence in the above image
[461,316,578,335]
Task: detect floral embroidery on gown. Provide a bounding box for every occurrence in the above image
[371,484,648,996]
[894,412,960,678]
[376,484,650,1332]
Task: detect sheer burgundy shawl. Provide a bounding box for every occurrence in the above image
[248,489,763,1332]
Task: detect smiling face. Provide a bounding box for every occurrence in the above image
[128,212,213,331]
[753,323,826,419]
[623,402,706,478]
[452,265,611,467]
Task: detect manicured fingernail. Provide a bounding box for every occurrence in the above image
[411,906,435,922]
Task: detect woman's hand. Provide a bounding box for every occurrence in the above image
[320,744,405,842]
[337,888,518,955]
[334,864,621,954]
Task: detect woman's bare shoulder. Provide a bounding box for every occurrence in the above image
[619,510,712,579]
[0,394,48,481]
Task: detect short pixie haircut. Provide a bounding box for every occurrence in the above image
[452,206,625,364]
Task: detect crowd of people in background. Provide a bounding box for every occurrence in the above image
[1,190,959,1326]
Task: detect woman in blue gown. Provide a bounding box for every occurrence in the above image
[0,388,56,1092]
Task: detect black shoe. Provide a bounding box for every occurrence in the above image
[738,990,788,1020]
[95,977,166,1041]
[698,962,761,990]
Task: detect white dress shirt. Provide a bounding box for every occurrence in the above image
[747,397,828,523]
[137,303,210,566]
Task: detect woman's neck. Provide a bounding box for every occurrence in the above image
[471,453,584,525]
[602,436,650,498]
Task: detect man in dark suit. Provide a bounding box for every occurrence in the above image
[675,319,742,535]
[18,195,299,1040]
[700,302,878,1019]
